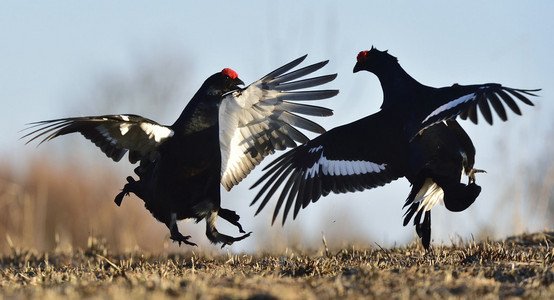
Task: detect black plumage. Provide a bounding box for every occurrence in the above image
[251,47,538,249]
[23,56,338,247]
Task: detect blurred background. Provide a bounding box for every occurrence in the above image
[0,1,552,254]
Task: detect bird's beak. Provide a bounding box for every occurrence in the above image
[353,62,362,73]
[235,78,245,86]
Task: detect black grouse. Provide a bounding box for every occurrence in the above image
[251,47,539,249]
[23,55,338,247]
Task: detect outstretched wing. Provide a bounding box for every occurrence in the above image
[22,114,173,163]
[415,83,539,139]
[219,55,338,191]
[250,112,406,225]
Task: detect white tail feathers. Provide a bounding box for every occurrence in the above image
[414,178,444,213]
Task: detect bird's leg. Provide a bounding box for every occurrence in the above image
[467,168,486,184]
[218,208,246,233]
[168,213,197,247]
[114,176,136,206]
[205,211,251,248]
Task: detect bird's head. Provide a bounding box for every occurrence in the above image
[353,46,398,74]
[203,68,245,96]
[221,68,245,89]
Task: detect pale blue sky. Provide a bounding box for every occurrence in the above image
[1,1,553,252]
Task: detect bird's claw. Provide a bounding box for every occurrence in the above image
[114,191,129,206]
[219,231,252,249]
[468,168,486,184]
[171,234,197,247]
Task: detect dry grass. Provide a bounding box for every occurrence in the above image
[0,232,552,299]
[0,158,182,253]
[1,158,552,298]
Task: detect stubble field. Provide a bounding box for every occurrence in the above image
[0,231,552,299]
[0,161,553,299]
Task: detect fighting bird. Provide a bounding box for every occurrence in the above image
[23,55,338,247]
[251,47,539,249]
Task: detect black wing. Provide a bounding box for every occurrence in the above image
[22,114,173,163]
[415,83,539,139]
[250,111,406,225]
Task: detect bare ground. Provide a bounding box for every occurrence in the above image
[0,231,551,299]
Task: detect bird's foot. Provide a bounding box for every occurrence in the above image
[168,213,197,247]
[170,232,197,247]
[219,208,246,233]
[216,231,252,249]
[113,191,128,206]
[205,210,251,248]
[468,168,486,184]
[114,176,136,206]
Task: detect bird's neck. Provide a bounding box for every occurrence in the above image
[375,64,425,110]
[172,95,221,134]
